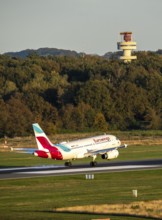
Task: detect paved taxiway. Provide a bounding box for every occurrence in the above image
[0,159,162,180]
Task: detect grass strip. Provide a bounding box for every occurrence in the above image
[0,170,162,219]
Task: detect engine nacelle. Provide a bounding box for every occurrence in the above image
[101,150,119,160]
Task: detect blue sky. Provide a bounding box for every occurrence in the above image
[0,0,162,55]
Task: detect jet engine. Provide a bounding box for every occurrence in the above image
[101,149,119,160]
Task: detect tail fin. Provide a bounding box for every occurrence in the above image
[32,123,55,151]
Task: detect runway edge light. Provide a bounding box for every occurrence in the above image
[117,32,137,63]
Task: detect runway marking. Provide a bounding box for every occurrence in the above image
[20,164,159,175]
[0,165,64,172]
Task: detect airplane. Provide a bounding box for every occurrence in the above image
[30,123,127,167]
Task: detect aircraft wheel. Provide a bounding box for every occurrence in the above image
[65,161,72,167]
[90,161,97,167]
[68,162,72,167]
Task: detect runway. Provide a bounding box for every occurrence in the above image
[0,159,162,180]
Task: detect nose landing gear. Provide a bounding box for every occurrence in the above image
[90,155,97,167]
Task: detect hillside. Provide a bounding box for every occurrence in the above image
[4,47,82,58]
[3,47,162,59]
[0,51,162,137]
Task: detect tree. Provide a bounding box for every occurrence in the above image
[144,108,162,130]
[111,82,149,129]
[0,99,8,137]
[0,51,162,135]
[5,97,33,137]
[94,112,108,131]
[76,79,112,120]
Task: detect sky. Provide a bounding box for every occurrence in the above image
[0,0,162,55]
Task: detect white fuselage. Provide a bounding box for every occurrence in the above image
[57,134,121,160]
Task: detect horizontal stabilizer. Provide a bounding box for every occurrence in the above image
[11,147,36,154]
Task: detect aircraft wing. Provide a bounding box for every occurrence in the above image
[11,147,36,154]
[84,144,127,157]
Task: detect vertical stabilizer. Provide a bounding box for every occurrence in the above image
[32,123,54,151]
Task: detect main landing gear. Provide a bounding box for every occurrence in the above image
[65,161,72,167]
[90,161,97,167]
[64,155,98,167]
[90,155,97,167]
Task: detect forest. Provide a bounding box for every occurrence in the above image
[0,51,162,137]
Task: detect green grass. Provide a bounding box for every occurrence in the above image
[0,170,162,220]
[0,144,162,167]
[119,144,162,161]
[0,140,162,219]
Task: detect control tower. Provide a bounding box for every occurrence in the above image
[117,32,137,63]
